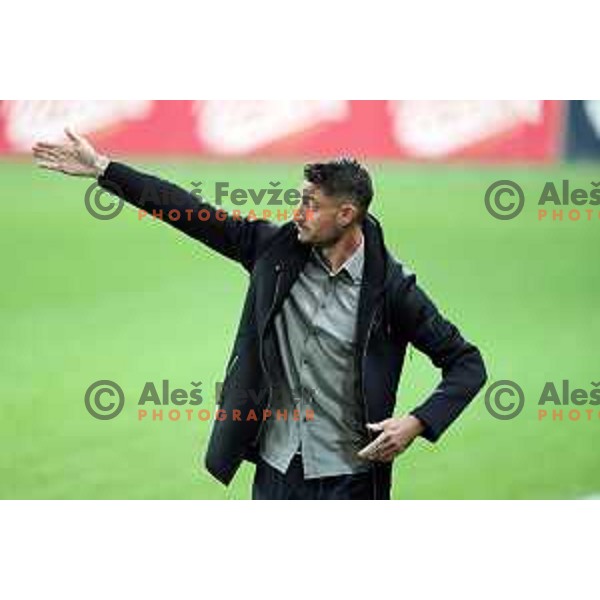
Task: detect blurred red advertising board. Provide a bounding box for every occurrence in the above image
[0,100,562,162]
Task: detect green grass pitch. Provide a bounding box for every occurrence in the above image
[1,157,599,499]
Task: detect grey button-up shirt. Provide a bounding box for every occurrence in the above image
[259,237,371,479]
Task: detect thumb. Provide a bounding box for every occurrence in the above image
[65,127,83,144]
[367,422,385,432]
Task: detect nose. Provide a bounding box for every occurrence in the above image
[300,206,314,224]
[297,204,308,225]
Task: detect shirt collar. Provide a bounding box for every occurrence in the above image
[312,236,364,284]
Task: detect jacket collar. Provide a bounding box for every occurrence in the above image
[354,213,389,353]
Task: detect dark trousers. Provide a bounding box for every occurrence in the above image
[252,454,381,500]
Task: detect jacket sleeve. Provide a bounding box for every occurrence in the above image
[98,161,280,271]
[392,269,487,442]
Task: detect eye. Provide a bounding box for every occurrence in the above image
[301,197,319,211]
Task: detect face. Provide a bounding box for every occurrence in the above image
[296,181,358,246]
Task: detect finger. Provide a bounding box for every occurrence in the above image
[370,443,396,461]
[359,448,377,460]
[36,160,60,171]
[357,446,376,460]
[33,141,61,151]
[32,144,51,155]
[33,147,60,161]
[65,127,83,145]
[34,155,61,169]
[33,150,57,163]
[382,443,408,461]
[369,418,395,431]
[370,444,394,462]
[378,439,396,453]
[363,431,386,449]
[357,436,385,459]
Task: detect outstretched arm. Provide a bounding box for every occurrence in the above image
[32,128,280,271]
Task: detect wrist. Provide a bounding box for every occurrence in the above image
[93,155,110,178]
[407,414,426,436]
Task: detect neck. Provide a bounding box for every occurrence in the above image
[319,224,364,274]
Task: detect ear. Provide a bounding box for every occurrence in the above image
[338,202,358,227]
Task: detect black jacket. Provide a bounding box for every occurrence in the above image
[99,162,488,499]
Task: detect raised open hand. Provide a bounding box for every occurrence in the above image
[32,127,109,178]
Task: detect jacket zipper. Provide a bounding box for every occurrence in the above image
[226,354,239,377]
[361,308,378,424]
[255,263,283,444]
[361,303,381,499]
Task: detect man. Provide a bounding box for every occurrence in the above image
[33,128,487,500]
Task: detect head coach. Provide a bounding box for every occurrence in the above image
[33,129,487,500]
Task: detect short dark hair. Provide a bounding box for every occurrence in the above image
[304,158,373,219]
